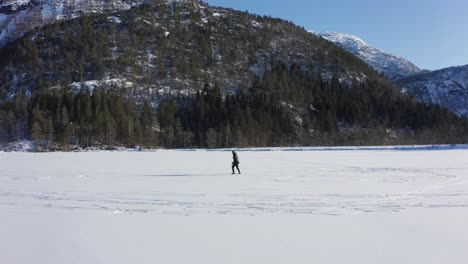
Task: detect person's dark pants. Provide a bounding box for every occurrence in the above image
[232,163,240,174]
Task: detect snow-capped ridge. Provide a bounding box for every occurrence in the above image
[313,31,468,117]
[313,31,422,81]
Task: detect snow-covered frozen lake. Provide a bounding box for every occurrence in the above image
[1,148,468,264]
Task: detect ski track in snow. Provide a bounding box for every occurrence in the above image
[1,149,468,216]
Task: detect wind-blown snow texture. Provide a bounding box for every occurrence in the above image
[398,65,468,117]
[314,32,422,81]
[1,149,468,264]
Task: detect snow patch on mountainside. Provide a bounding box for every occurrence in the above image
[313,32,422,81]
[66,78,135,93]
[0,0,33,11]
[398,65,468,117]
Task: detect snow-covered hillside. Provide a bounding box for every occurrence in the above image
[314,32,468,117]
[0,0,186,46]
[398,64,468,117]
[314,32,422,81]
[1,149,468,263]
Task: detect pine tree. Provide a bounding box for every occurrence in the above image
[61,106,70,145]
[205,128,217,149]
[46,117,55,143]
[31,122,43,143]
[163,126,175,148]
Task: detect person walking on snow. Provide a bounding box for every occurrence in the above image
[232,151,241,174]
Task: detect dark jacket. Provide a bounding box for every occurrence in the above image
[232,152,239,165]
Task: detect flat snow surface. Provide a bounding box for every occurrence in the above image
[1,149,468,264]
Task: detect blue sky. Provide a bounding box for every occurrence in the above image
[205,0,468,70]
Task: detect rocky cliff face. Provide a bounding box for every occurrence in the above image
[0,0,191,46]
[398,65,468,117]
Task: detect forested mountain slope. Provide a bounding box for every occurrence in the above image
[398,65,468,117]
[315,32,468,118]
[0,0,466,149]
[0,0,190,46]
